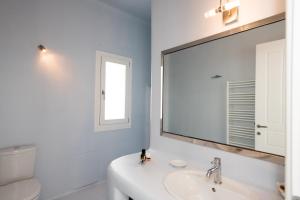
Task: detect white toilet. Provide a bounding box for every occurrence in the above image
[0,145,41,200]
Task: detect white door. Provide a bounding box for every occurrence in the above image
[255,39,286,156]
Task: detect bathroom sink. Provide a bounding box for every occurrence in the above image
[164,170,261,200]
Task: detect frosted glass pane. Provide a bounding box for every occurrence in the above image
[104,61,126,120]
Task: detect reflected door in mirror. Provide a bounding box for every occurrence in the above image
[255,39,286,156]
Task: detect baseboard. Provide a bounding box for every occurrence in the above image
[46,180,106,200]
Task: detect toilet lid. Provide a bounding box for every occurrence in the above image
[0,179,41,200]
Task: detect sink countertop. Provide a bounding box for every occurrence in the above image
[108,149,281,200]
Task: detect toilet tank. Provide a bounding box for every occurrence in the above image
[0,145,36,186]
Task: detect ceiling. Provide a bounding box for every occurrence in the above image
[98,0,151,21]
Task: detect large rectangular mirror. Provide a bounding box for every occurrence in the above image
[162,14,286,159]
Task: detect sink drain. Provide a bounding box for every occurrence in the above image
[212,188,216,192]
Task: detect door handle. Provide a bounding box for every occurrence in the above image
[257,124,268,128]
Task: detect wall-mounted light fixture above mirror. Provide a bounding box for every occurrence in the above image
[161,13,286,165]
[204,0,240,24]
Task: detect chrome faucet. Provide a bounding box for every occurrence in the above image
[206,157,222,184]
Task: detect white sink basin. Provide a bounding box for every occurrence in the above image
[164,170,272,200]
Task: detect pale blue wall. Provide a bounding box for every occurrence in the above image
[0,0,150,199]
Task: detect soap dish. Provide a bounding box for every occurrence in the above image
[169,160,187,168]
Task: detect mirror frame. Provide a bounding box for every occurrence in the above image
[161,13,285,165]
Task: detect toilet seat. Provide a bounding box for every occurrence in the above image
[0,178,41,200]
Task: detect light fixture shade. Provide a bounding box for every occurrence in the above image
[223,0,240,11]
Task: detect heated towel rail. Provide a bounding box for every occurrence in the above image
[227,80,255,149]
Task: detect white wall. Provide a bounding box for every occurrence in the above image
[0,0,150,199]
[286,0,300,198]
[151,0,285,191]
[291,0,300,195]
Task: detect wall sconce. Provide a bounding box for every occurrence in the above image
[204,0,240,24]
[38,45,47,53]
[211,75,223,79]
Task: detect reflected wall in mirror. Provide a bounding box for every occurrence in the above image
[162,15,286,156]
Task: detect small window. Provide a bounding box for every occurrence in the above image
[95,51,132,132]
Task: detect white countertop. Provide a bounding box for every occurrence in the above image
[108,149,281,200]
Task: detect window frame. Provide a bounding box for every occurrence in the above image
[94,51,132,132]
